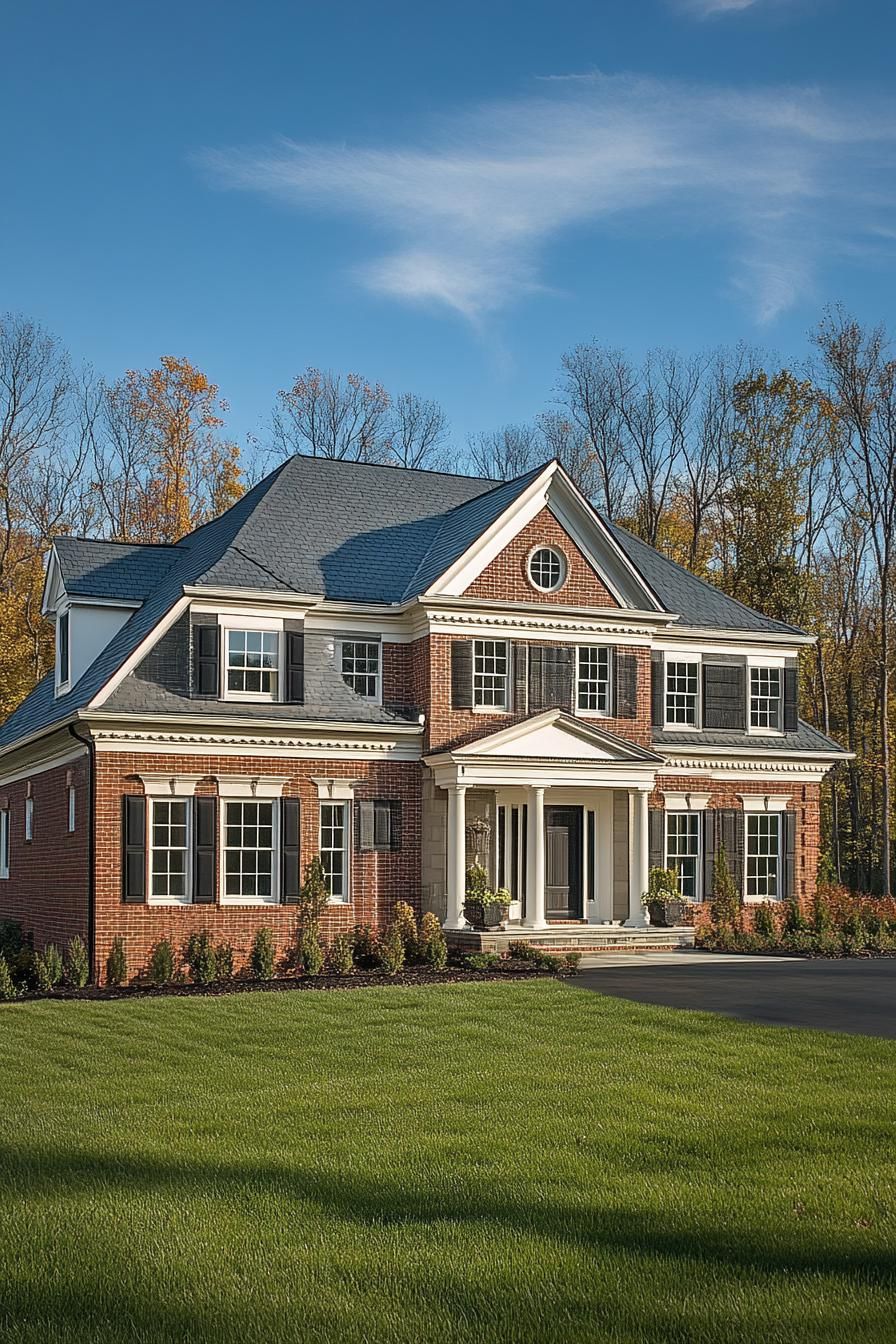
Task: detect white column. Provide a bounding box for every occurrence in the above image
[444,783,468,929]
[596,791,615,924]
[624,788,650,928]
[524,785,547,929]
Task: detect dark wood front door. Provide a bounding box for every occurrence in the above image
[545,806,584,920]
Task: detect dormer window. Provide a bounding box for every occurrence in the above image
[340,640,381,701]
[528,546,566,593]
[57,611,70,690]
[225,629,279,698]
[750,666,782,732]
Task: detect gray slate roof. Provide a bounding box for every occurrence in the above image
[1,454,817,752]
[652,721,844,753]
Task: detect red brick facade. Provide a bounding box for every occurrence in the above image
[464,507,619,607]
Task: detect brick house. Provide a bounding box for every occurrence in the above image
[0,455,847,978]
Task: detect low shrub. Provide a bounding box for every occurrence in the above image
[752,903,779,947]
[9,947,36,991]
[65,935,89,988]
[250,927,275,981]
[35,944,64,992]
[148,939,176,986]
[530,950,562,971]
[328,932,354,975]
[351,923,379,969]
[392,901,418,960]
[106,938,128,987]
[0,920,26,960]
[782,928,815,954]
[418,911,447,971]
[0,954,17,1001]
[783,899,810,937]
[184,931,217,986]
[563,952,582,974]
[215,942,235,981]
[299,926,324,977]
[377,923,405,976]
[465,951,501,971]
[507,939,534,959]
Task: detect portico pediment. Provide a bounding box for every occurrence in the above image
[445,710,663,765]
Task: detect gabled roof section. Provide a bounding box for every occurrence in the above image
[50,538,182,604]
[441,709,664,764]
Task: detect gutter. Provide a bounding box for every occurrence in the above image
[68,723,97,985]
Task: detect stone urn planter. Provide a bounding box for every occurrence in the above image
[647,899,685,928]
[463,899,510,931]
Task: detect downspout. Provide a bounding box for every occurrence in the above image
[69,723,97,983]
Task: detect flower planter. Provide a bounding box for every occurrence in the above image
[463,900,509,931]
[647,899,685,928]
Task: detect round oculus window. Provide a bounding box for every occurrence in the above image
[528,546,566,592]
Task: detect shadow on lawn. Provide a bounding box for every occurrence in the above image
[0,1142,892,1290]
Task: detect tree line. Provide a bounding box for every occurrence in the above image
[0,308,893,893]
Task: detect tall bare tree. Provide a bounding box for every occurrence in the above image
[386,392,451,470]
[272,367,391,463]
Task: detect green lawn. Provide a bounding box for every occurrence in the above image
[0,981,893,1344]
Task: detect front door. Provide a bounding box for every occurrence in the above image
[544,806,584,920]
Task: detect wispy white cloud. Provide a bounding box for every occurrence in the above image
[200,73,896,325]
[676,0,801,17]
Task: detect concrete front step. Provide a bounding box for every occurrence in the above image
[447,925,695,954]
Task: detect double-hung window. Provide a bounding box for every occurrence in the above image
[577,646,611,714]
[750,667,782,732]
[746,813,781,901]
[226,629,279,698]
[0,810,9,879]
[473,639,509,710]
[665,813,701,902]
[665,660,699,726]
[150,800,190,904]
[223,801,275,903]
[341,641,380,700]
[320,802,349,902]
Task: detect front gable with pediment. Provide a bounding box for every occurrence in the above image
[463,507,620,607]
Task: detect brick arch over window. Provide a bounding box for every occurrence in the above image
[463,508,620,607]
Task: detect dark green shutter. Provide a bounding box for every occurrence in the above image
[512,643,528,714]
[718,808,744,896]
[121,796,146,904]
[281,797,301,903]
[615,652,638,719]
[193,796,217,904]
[783,661,799,732]
[388,800,402,851]
[193,623,220,696]
[356,799,375,851]
[286,631,305,704]
[528,644,544,712]
[782,810,796,900]
[542,646,574,711]
[651,653,664,727]
[451,640,474,709]
[703,659,746,730]
[648,809,664,870]
[702,810,715,902]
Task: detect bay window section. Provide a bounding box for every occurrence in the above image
[340,640,380,700]
[226,629,279,698]
[665,812,701,902]
[223,800,275,903]
[320,801,349,902]
[577,646,611,714]
[150,799,190,904]
[746,813,781,901]
[665,660,699,726]
[473,639,509,710]
[750,666,782,731]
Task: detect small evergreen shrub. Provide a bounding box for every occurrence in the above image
[106,938,127,987]
[563,952,582,974]
[214,942,235,981]
[65,935,90,988]
[35,944,64,992]
[250,927,275,981]
[184,931,217,985]
[9,948,36,991]
[465,951,501,971]
[507,939,535,960]
[841,912,869,954]
[752,903,779,947]
[299,926,324,977]
[0,920,25,960]
[0,954,17,1001]
[351,923,379,969]
[709,843,740,930]
[392,901,418,960]
[530,950,562,971]
[813,891,834,937]
[418,911,447,971]
[299,856,331,925]
[148,939,176,987]
[783,899,809,936]
[328,932,354,975]
[377,923,405,976]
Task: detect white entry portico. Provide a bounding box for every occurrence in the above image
[424,710,663,932]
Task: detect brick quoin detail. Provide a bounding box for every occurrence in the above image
[464,508,619,607]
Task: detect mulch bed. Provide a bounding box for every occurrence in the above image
[701,946,896,959]
[9,961,573,1004]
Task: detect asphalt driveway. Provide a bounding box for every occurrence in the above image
[574,955,896,1038]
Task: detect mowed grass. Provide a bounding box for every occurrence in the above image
[0,982,893,1344]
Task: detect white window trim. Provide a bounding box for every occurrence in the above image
[527,544,568,594]
[24,797,33,843]
[663,654,702,731]
[737,794,790,813]
[147,795,193,907]
[337,637,382,705]
[664,810,702,903]
[575,645,613,718]
[743,810,783,904]
[220,616,284,703]
[219,796,280,907]
[662,792,711,811]
[472,638,511,713]
[55,607,72,697]
[319,798,351,905]
[68,786,76,834]
[746,662,785,738]
[0,810,9,879]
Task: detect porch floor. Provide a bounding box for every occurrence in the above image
[446,924,696,954]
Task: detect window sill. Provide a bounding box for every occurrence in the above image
[220,896,280,907]
[743,896,783,904]
[472,705,510,715]
[148,898,192,907]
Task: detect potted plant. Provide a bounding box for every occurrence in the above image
[645,866,686,928]
[463,865,510,931]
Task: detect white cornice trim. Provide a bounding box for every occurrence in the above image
[183,585,322,606]
[90,727,422,761]
[421,607,661,644]
[655,625,815,649]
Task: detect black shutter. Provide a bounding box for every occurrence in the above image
[193,623,220,696]
[703,659,746,730]
[544,646,574,711]
[651,653,664,727]
[783,661,799,732]
[280,797,301,903]
[528,644,544,712]
[193,796,217,904]
[782,810,796,900]
[513,643,528,714]
[388,800,402,851]
[648,809,664,871]
[121,796,146,904]
[451,640,474,709]
[615,652,638,719]
[286,631,305,705]
[702,810,715,902]
[356,799,375,851]
[718,808,743,895]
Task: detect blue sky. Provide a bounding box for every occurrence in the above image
[3,0,895,459]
